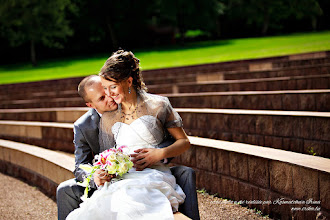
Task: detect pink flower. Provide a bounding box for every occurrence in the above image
[117,145,127,152]
[100,155,107,164]
[94,161,102,166]
[106,160,112,166]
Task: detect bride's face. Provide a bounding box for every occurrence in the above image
[100,76,131,104]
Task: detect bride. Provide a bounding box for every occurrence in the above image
[66,50,191,220]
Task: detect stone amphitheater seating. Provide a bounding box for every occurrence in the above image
[0,51,329,101]
[2,74,328,105]
[141,51,330,81]
[176,136,330,220]
[1,136,329,220]
[165,89,329,111]
[143,63,330,85]
[0,139,74,200]
[0,120,74,153]
[142,53,330,84]
[0,139,189,220]
[178,108,330,158]
[1,88,329,110]
[0,107,87,122]
[1,107,328,157]
[148,74,330,94]
[218,63,330,81]
[0,90,78,101]
[0,97,84,109]
[0,51,329,219]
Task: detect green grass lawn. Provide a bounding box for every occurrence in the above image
[1,31,330,85]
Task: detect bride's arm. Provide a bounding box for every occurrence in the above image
[132,127,190,171]
[161,127,190,158]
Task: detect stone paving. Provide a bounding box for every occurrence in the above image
[0,172,270,220]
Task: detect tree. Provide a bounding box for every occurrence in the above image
[223,0,322,36]
[158,0,225,44]
[0,0,77,66]
[289,0,323,30]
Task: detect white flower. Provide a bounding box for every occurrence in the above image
[107,163,119,174]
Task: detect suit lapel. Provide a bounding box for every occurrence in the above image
[90,109,101,154]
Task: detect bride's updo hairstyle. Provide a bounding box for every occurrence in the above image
[99,50,147,92]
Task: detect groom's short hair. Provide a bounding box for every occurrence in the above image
[78,75,100,102]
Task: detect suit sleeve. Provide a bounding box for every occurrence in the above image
[73,124,97,189]
[156,135,175,164]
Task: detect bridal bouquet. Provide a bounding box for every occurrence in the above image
[78,146,134,200]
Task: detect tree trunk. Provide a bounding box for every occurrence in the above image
[103,0,118,50]
[106,16,118,50]
[30,39,37,66]
[261,10,270,36]
[216,18,221,38]
[179,28,185,45]
[311,16,317,31]
[177,14,185,45]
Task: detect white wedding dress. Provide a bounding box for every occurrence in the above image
[66,115,186,220]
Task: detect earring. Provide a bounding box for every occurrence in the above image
[128,87,131,94]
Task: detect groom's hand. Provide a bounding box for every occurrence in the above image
[130,148,164,171]
[93,169,114,187]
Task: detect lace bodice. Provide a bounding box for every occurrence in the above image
[112,115,164,154]
[99,92,183,152]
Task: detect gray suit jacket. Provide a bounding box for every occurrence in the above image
[73,108,101,188]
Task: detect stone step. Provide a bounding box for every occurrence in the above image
[0,107,88,122]
[0,107,329,157]
[1,51,329,96]
[176,136,330,219]
[1,137,329,219]
[0,77,81,94]
[224,63,330,81]
[0,139,190,219]
[1,88,328,111]
[0,89,79,101]
[1,74,328,104]
[142,51,330,79]
[0,97,85,109]
[0,120,74,153]
[165,89,330,111]
[0,139,74,200]
[273,56,330,69]
[177,109,330,158]
[144,63,330,85]
[148,74,330,94]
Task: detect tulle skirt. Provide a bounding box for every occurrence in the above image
[66,167,185,220]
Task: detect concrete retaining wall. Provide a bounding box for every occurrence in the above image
[2,136,328,219]
[148,75,330,94]
[0,121,74,153]
[1,51,329,102]
[171,136,330,219]
[1,108,329,157]
[166,90,330,111]
[0,139,74,200]
[0,139,189,219]
[177,109,330,158]
[0,107,88,122]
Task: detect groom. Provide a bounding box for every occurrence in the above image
[56,75,200,220]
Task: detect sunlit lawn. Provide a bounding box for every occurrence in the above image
[1,31,330,84]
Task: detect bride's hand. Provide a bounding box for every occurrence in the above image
[130,148,164,171]
[93,169,115,186]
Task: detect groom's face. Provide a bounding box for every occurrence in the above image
[85,81,118,114]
